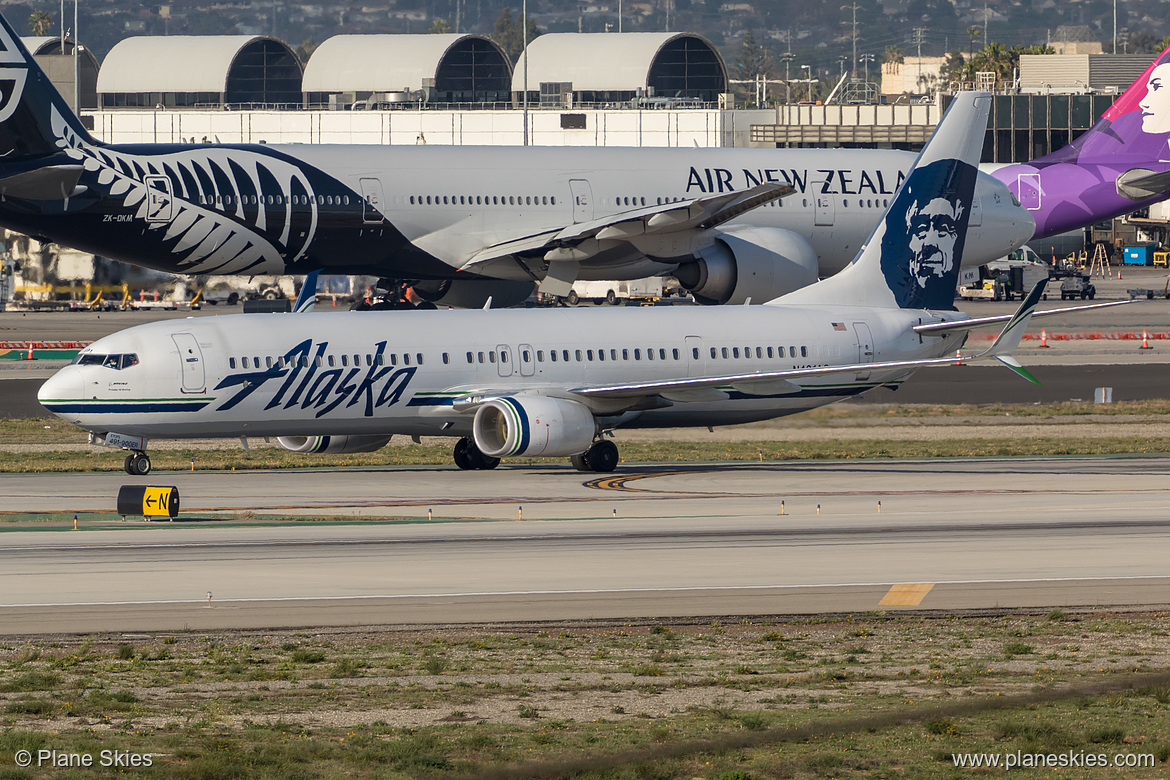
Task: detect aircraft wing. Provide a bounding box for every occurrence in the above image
[458,183,794,290]
[912,298,1130,336]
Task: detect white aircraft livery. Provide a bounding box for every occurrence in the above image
[0,10,1037,307]
[39,93,1115,475]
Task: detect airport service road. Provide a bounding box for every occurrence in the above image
[0,456,1168,634]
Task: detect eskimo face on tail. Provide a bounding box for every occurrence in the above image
[879,158,978,310]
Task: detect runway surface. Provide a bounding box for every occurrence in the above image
[2,456,1168,634]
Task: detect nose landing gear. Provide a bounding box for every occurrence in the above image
[124,451,152,476]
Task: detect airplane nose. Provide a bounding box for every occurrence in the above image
[38,365,84,410]
[987,196,1037,256]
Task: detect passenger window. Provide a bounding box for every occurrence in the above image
[402,353,410,365]
[610,349,617,360]
[229,357,236,369]
[537,350,544,361]
[634,349,641,360]
[442,353,450,364]
[622,349,629,360]
[498,352,506,363]
[266,356,273,368]
[767,347,774,358]
[801,346,808,357]
[466,351,473,363]
[390,354,398,365]
[722,347,729,359]
[710,347,717,359]
[478,352,485,363]
[417,353,424,365]
[376,354,385,366]
[488,351,496,363]
[647,349,654,361]
[327,355,335,367]
[789,346,796,356]
[341,355,348,367]
[550,350,558,362]
[733,348,740,359]
[693,348,699,359]
[756,347,763,358]
[586,349,594,360]
[522,350,530,362]
[315,356,324,367]
[597,349,604,361]
[562,350,570,362]
[659,349,666,360]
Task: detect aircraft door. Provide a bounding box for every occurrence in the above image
[685,335,705,377]
[171,333,206,393]
[496,344,513,377]
[569,179,593,223]
[1017,173,1041,211]
[518,344,536,377]
[360,177,386,224]
[851,322,873,381]
[814,193,834,226]
[969,193,983,226]
[145,175,173,223]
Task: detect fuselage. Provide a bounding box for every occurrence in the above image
[38,304,969,441]
[0,143,1029,282]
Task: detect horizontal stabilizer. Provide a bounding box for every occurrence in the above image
[0,165,84,200]
[912,298,1131,336]
[1116,167,1170,201]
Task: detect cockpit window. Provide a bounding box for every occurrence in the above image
[73,353,139,370]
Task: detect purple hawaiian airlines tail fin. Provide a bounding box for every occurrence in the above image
[991,46,1170,239]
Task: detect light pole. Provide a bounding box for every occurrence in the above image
[802,65,812,103]
[522,0,528,146]
[778,52,795,104]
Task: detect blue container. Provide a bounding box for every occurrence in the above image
[1124,245,1155,265]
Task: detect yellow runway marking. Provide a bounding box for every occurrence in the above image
[879,583,935,606]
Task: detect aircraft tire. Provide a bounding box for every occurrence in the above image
[126,453,151,476]
[453,438,476,470]
[584,440,619,473]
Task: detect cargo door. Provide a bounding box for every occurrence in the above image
[851,322,873,382]
[1017,173,1041,211]
[685,335,705,377]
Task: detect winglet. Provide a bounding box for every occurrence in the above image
[294,270,320,313]
[975,277,1048,384]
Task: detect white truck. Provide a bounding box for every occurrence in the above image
[561,277,681,306]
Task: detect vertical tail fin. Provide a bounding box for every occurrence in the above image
[294,271,320,313]
[1043,45,1170,165]
[0,11,98,159]
[775,92,991,311]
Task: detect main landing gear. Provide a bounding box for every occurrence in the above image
[453,437,500,470]
[570,440,619,473]
[123,451,151,476]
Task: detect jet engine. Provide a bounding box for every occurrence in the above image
[276,435,393,454]
[412,279,534,309]
[472,396,596,458]
[674,226,819,305]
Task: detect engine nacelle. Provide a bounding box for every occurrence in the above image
[412,279,534,309]
[276,435,393,454]
[674,227,819,305]
[472,396,596,458]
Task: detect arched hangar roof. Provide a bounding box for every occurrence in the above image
[96,36,302,103]
[302,34,511,95]
[513,32,727,96]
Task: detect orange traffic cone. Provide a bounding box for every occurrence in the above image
[954,350,963,365]
[1039,328,1050,348]
[26,345,33,360]
[1140,329,1153,350]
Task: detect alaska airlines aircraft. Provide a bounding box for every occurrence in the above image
[0,11,1038,307]
[39,93,1120,475]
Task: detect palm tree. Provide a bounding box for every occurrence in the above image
[28,10,52,37]
[966,26,981,59]
[883,45,903,65]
